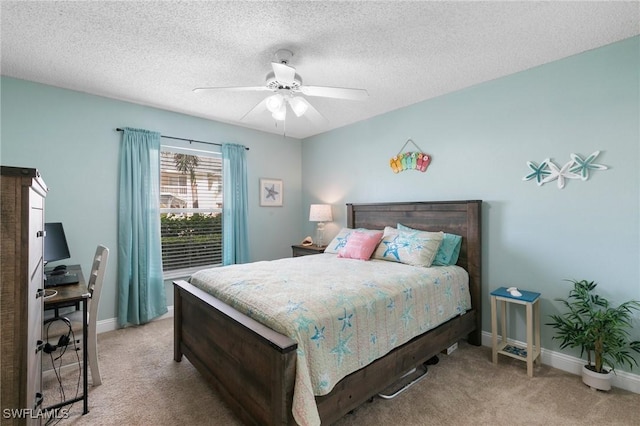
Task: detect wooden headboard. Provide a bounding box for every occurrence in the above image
[347,200,482,345]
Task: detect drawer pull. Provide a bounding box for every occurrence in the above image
[36,230,46,238]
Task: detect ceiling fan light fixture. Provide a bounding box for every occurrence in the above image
[289,96,309,117]
[265,94,284,113]
[272,103,287,121]
[193,48,367,128]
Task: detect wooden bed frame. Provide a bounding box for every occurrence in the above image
[174,200,482,425]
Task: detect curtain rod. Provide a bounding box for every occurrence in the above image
[115,128,249,150]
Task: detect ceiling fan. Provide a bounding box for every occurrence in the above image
[193,49,369,126]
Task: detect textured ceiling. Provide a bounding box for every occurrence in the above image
[2,1,639,139]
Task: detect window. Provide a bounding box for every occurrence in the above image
[160,147,223,277]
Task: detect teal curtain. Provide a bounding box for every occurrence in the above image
[222,143,249,265]
[117,127,167,326]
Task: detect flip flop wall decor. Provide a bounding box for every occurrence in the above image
[390,139,431,173]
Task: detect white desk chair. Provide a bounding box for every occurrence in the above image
[44,245,109,387]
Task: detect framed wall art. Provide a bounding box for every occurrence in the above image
[259,178,283,206]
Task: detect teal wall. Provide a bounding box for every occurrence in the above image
[302,36,640,365]
[2,36,638,370]
[0,77,303,321]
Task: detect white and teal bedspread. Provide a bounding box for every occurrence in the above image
[189,253,470,426]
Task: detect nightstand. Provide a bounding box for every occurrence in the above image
[490,287,541,377]
[291,244,326,257]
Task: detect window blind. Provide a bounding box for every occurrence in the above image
[159,147,223,273]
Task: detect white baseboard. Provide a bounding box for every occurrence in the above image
[481,331,640,394]
[96,306,174,335]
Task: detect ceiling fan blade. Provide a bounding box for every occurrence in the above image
[240,98,268,122]
[193,86,271,93]
[297,98,329,126]
[271,62,296,85]
[299,85,369,101]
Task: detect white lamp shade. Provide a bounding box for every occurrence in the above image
[309,204,332,222]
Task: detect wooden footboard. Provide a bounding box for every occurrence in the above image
[174,200,482,425]
[174,280,297,425]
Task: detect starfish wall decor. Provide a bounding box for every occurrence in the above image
[259,178,283,206]
[523,151,608,189]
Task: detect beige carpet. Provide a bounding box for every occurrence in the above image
[43,318,638,425]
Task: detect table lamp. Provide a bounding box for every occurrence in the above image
[309,204,332,247]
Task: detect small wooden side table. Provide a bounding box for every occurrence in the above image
[291,244,325,257]
[490,287,541,377]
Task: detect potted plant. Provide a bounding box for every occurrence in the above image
[547,279,640,391]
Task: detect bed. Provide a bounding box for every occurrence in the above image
[173,200,482,425]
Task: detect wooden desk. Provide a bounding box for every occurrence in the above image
[43,265,90,414]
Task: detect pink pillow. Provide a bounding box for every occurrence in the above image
[338,230,383,260]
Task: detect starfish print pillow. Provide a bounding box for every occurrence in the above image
[372,226,444,267]
[397,223,462,266]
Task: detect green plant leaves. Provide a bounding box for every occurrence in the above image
[546,279,640,373]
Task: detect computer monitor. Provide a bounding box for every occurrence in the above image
[44,222,71,264]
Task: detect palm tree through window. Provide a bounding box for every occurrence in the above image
[160,148,223,274]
